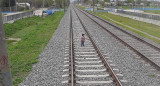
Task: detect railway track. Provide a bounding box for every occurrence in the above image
[62,6,125,86]
[75,6,160,71]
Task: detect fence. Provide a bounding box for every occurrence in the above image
[1,6,30,12]
[117,10,160,21]
[131,8,160,10]
[1,6,16,12]
[2,11,33,23]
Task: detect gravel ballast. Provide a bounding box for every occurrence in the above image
[18,6,160,86]
[19,10,70,86]
[71,7,116,86]
[75,8,160,86]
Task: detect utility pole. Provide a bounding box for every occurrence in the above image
[64,0,66,12]
[115,0,118,6]
[43,0,45,8]
[24,0,27,11]
[42,0,45,17]
[9,0,11,12]
[15,0,17,11]
[0,8,13,86]
[92,0,94,12]
[78,0,81,5]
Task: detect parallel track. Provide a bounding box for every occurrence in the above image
[75,6,160,71]
[65,6,123,86]
[69,8,74,86]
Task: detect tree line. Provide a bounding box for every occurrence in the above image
[55,0,70,8]
[75,0,160,7]
[0,0,15,7]
[0,0,70,8]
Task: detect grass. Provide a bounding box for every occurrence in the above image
[4,16,41,37]
[119,6,132,9]
[21,9,32,12]
[4,11,64,86]
[76,5,86,9]
[144,10,160,14]
[3,14,7,16]
[93,12,160,44]
[6,40,17,45]
[150,74,156,78]
[119,6,160,9]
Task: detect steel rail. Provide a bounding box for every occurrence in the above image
[75,7,160,71]
[77,7,160,52]
[72,6,122,86]
[77,8,160,53]
[69,7,74,86]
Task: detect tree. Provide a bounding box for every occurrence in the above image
[66,0,70,6]
[99,1,105,6]
[0,0,3,7]
[126,0,133,3]
[0,0,15,7]
[16,0,53,8]
[54,0,70,8]
[55,0,63,8]
[137,0,142,4]
[104,0,110,2]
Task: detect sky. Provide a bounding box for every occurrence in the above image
[70,0,75,2]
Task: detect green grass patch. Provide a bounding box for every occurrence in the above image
[150,74,156,78]
[144,10,160,14]
[93,12,160,44]
[119,6,132,9]
[6,40,17,45]
[118,6,160,10]
[76,5,86,9]
[5,11,64,86]
[3,14,7,16]
[4,16,41,37]
[21,9,32,12]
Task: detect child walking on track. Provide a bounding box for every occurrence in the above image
[81,34,85,47]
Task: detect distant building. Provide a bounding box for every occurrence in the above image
[16,3,30,8]
[98,0,104,1]
[95,3,101,6]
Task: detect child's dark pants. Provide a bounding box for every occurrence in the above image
[81,41,84,47]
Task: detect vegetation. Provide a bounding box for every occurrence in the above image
[119,6,160,10]
[55,0,70,8]
[0,0,54,7]
[4,11,64,86]
[75,0,109,7]
[119,6,132,9]
[144,10,160,14]
[93,12,160,44]
[0,0,15,7]
[75,0,160,8]
[4,16,40,37]
[150,74,156,78]
[76,5,86,9]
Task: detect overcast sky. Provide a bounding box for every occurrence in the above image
[70,0,75,2]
